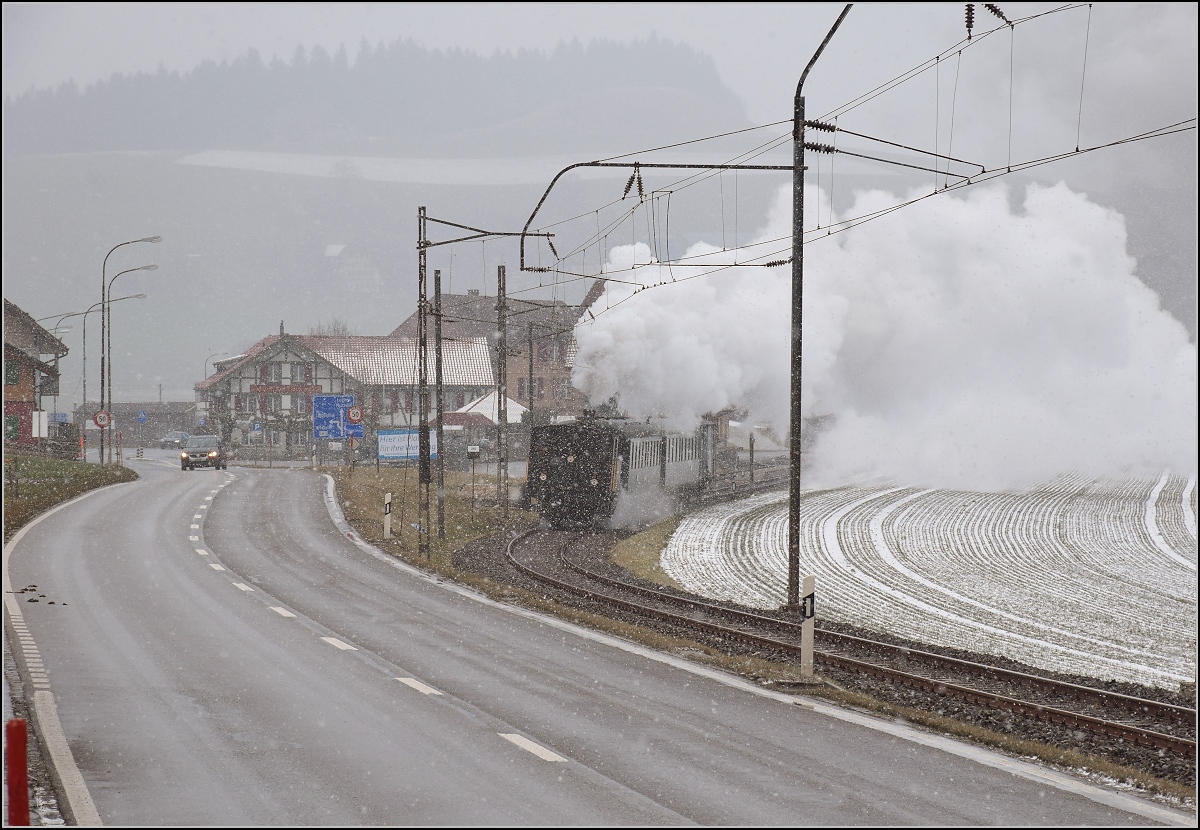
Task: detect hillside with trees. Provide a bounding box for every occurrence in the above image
[3,36,748,157]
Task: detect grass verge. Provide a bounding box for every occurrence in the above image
[328,470,1194,808]
[3,453,138,542]
[610,514,685,589]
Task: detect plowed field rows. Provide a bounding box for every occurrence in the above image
[662,473,1197,690]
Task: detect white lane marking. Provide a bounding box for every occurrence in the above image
[233,583,255,592]
[499,733,567,762]
[209,563,226,571]
[188,536,199,542]
[190,524,199,529]
[317,476,1189,826]
[194,548,208,556]
[199,505,208,510]
[205,495,214,500]
[321,637,357,651]
[193,514,202,519]
[270,607,296,618]
[395,677,443,696]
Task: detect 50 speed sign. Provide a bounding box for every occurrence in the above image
[346,405,364,424]
[93,410,111,428]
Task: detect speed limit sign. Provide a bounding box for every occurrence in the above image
[346,406,363,424]
[93,410,111,428]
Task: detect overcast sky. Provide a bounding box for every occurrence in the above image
[4,2,1195,127]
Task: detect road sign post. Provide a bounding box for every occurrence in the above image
[800,574,816,678]
[384,492,393,539]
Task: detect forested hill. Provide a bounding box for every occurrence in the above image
[2,36,748,157]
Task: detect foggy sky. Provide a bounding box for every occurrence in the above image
[2,2,1195,409]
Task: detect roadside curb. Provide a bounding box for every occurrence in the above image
[3,483,123,827]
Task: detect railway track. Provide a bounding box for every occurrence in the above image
[505,527,1197,760]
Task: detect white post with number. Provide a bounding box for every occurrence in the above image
[800,574,816,678]
[383,492,393,539]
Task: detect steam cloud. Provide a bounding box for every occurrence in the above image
[572,182,1197,490]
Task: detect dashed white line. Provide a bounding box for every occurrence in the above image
[209,563,225,571]
[321,637,357,651]
[395,677,443,695]
[205,495,214,500]
[499,734,567,762]
[188,536,199,542]
[198,505,208,510]
[194,548,208,556]
[193,514,202,519]
[190,524,199,529]
[233,583,255,592]
[270,607,296,618]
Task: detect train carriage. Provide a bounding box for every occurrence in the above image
[527,416,715,529]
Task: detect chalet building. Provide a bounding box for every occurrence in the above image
[195,325,494,449]
[4,299,67,445]
[389,281,608,422]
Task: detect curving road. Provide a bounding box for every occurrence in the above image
[3,451,1188,825]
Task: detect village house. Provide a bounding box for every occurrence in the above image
[4,299,68,447]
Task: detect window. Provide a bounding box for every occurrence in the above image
[243,394,257,413]
[269,362,283,383]
[455,392,466,409]
[5,360,20,386]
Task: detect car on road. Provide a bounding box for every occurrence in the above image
[159,430,189,449]
[181,435,227,470]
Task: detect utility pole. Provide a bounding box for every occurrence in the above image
[786,4,852,609]
[496,265,509,518]
[417,206,431,559]
[527,322,535,424]
[434,268,446,540]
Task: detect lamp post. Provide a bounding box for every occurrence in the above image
[786,5,852,610]
[40,294,147,462]
[101,236,161,464]
[204,352,228,379]
[105,260,159,463]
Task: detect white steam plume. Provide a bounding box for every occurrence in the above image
[571,182,1197,490]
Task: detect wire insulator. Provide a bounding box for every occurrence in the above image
[804,119,837,133]
[965,4,975,39]
[635,165,644,198]
[547,240,559,259]
[984,3,1010,25]
[803,142,836,154]
[762,257,793,267]
[622,172,636,199]
[527,267,552,273]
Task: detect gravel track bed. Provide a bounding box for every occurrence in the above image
[454,525,1197,788]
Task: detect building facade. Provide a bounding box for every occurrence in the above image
[4,299,67,446]
[195,328,494,450]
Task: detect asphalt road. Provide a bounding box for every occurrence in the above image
[3,451,1187,825]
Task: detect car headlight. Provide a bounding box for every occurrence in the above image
[181,452,187,458]
[208,451,218,457]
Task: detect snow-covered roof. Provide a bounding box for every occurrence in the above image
[306,336,494,387]
[455,390,526,425]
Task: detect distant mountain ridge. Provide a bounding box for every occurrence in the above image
[2,36,748,157]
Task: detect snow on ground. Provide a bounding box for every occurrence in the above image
[662,473,1198,690]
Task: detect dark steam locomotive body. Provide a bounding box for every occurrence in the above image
[527,419,715,529]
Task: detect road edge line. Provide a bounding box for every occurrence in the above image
[4,482,122,827]
[316,475,1192,827]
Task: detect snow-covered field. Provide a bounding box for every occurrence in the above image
[662,473,1197,691]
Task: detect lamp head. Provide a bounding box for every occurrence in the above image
[141,264,158,271]
[142,236,163,244]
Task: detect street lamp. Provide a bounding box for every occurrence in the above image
[105,260,159,463]
[40,294,147,459]
[204,352,229,379]
[101,235,161,463]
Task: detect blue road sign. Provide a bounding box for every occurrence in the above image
[137,410,147,423]
[198,418,206,427]
[312,394,355,439]
[252,421,262,432]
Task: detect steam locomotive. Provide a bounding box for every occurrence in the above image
[526,416,716,529]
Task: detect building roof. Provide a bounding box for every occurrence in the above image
[195,333,494,391]
[305,335,493,387]
[456,390,526,425]
[4,299,68,360]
